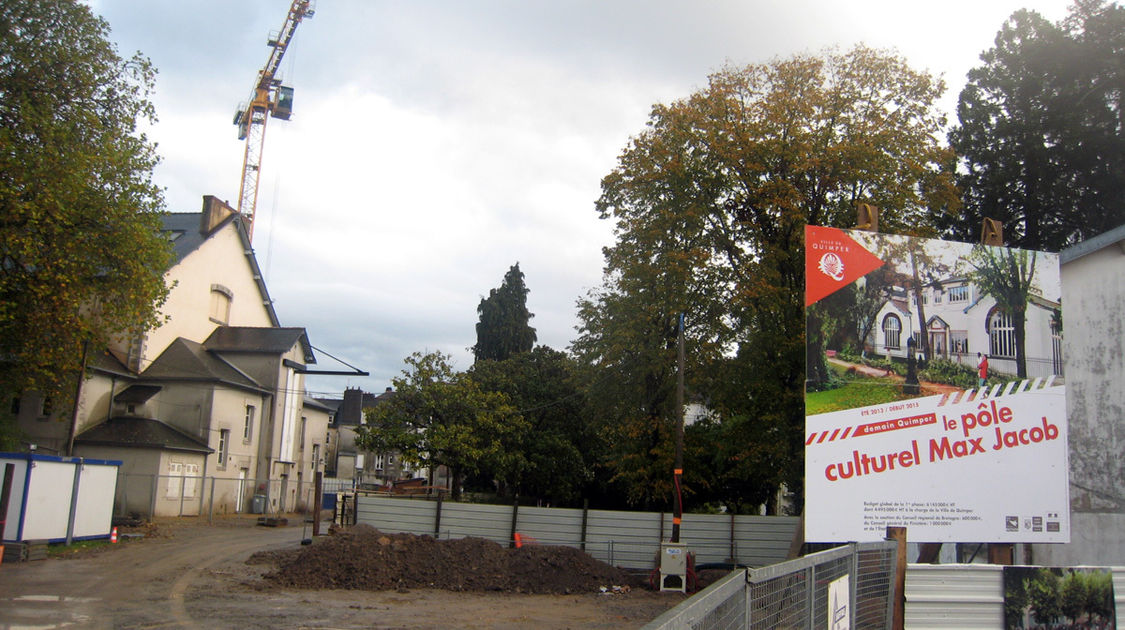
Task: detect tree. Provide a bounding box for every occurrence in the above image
[947,1,1125,251]
[355,351,527,500]
[961,245,1039,378]
[0,0,173,420]
[1027,568,1063,626]
[472,263,537,362]
[1060,571,1090,625]
[469,346,593,505]
[574,46,956,510]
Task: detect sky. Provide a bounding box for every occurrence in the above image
[84,0,1074,398]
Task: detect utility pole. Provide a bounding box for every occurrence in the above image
[672,313,685,543]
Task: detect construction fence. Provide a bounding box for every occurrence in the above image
[643,541,899,630]
[114,473,321,519]
[353,494,800,571]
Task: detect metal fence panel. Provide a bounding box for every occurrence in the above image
[514,506,583,546]
[643,541,898,630]
[438,502,512,544]
[351,496,801,571]
[641,570,747,630]
[732,515,801,567]
[586,509,664,569]
[355,496,436,535]
[903,564,1005,629]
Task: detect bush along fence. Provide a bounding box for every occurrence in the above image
[353,494,800,571]
[114,473,321,521]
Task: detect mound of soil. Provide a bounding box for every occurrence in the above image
[254,525,646,595]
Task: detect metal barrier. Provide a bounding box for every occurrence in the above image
[114,473,320,520]
[643,541,899,630]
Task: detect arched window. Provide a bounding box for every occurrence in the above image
[209,284,233,325]
[882,314,902,350]
[988,308,1016,358]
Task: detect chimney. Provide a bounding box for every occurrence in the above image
[341,387,364,426]
[200,195,236,235]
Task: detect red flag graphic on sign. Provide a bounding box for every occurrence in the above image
[805,226,886,306]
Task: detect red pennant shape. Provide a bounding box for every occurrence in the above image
[805,226,885,306]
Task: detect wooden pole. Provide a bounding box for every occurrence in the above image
[672,313,685,543]
[887,526,907,630]
[312,471,323,536]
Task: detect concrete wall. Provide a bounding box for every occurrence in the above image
[1030,230,1125,564]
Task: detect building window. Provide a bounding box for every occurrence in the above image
[300,416,307,450]
[218,429,230,467]
[1051,318,1064,375]
[312,444,320,471]
[243,405,255,441]
[882,314,902,349]
[209,284,233,325]
[988,308,1016,359]
[948,285,970,303]
[951,331,969,355]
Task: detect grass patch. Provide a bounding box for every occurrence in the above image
[806,366,906,415]
[47,538,112,558]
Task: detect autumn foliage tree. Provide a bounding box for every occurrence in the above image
[0,0,173,427]
[574,46,956,511]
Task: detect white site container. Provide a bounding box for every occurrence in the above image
[0,452,121,543]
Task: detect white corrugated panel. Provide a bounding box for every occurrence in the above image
[355,495,435,536]
[514,505,583,546]
[438,501,511,544]
[906,564,1005,629]
[586,509,663,569]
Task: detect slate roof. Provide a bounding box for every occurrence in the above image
[114,384,162,404]
[303,396,334,413]
[1061,222,1125,264]
[76,416,213,454]
[89,348,133,378]
[203,326,315,364]
[140,338,267,393]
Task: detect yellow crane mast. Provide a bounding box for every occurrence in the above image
[233,0,314,242]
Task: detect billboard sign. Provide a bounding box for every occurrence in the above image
[804,226,1068,543]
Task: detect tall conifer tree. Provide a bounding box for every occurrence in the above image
[472,263,537,362]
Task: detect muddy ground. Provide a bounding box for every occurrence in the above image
[0,516,708,629]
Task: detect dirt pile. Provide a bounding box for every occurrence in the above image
[254,525,647,595]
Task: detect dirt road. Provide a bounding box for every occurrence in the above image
[0,517,684,629]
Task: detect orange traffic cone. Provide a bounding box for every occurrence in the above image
[514,532,522,548]
[110,527,118,543]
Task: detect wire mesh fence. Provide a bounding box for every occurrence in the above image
[643,541,898,630]
[114,473,321,520]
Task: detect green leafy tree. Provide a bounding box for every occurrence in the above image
[356,351,527,500]
[961,245,1039,378]
[469,346,593,505]
[472,263,537,362]
[1084,570,1115,625]
[1027,568,1063,626]
[574,46,956,510]
[947,1,1125,251]
[1004,572,1030,629]
[1060,571,1090,625]
[0,0,173,431]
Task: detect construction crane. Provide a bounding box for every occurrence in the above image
[233,0,314,242]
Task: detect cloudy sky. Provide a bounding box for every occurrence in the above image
[85,0,1072,397]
